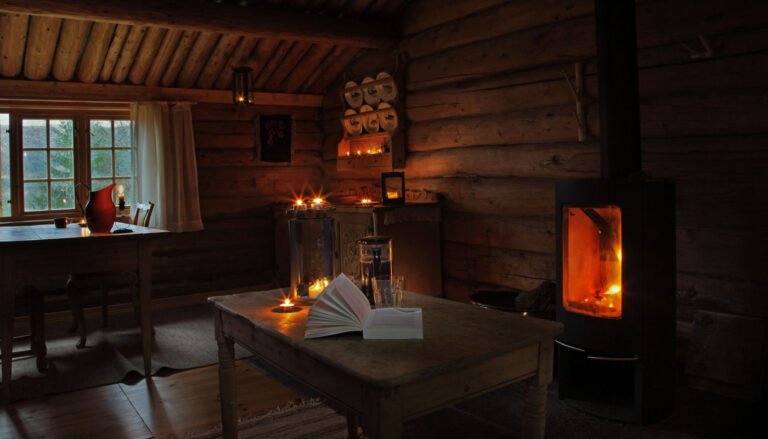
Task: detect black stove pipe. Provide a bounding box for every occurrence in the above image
[595,0,642,179]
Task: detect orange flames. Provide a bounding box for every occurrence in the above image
[563,206,623,318]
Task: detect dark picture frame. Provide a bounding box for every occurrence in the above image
[259,114,292,163]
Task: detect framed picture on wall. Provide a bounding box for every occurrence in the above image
[259,114,292,163]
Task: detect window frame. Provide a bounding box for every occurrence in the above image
[0,107,131,223]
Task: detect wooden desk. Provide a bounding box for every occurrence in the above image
[0,224,169,401]
[211,290,563,439]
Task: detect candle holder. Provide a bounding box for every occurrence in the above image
[287,202,336,300]
[272,296,302,313]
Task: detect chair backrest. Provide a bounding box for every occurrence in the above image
[133,202,155,227]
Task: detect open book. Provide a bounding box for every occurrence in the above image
[304,273,423,340]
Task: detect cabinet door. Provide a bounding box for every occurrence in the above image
[334,211,372,279]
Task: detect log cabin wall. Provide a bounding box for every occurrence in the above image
[152,103,323,298]
[322,0,768,324]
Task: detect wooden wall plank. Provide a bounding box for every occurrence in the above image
[253,40,294,89]
[246,38,281,83]
[160,30,198,87]
[401,0,507,35]
[407,105,597,152]
[196,34,241,89]
[442,241,554,292]
[98,23,129,82]
[307,47,359,93]
[299,45,346,93]
[0,13,29,77]
[403,0,592,59]
[214,36,260,90]
[405,142,599,180]
[281,44,334,93]
[176,32,219,88]
[128,26,166,85]
[77,22,116,83]
[407,75,598,123]
[51,19,90,81]
[0,0,397,49]
[144,29,183,87]
[264,41,312,91]
[23,16,62,80]
[443,212,555,254]
[110,25,147,83]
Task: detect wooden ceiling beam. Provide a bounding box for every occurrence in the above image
[0,78,324,107]
[0,0,397,49]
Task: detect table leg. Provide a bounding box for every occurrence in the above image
[346,412,359,439]
[215,310,237,439]
[361,391,402,439]
[521,339,554,439]
[138,241,153,377]
[1,253,15,401]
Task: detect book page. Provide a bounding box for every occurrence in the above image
[327,273,371,324]
[362,308,423,340]
[304,273,372,339]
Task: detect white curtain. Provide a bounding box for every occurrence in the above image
[131,102,203,232]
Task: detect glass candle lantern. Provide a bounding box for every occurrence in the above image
[358,235,393,304]
[288,213,335,300]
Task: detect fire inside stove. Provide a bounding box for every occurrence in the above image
[562,205,622,318]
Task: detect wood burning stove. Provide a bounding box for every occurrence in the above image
[556,178,675,423]
[555,0,676,423]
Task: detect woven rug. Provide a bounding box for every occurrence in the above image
[188,399,350,439]
[10,303,249,400]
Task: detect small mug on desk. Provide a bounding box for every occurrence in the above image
[53,217,68,228]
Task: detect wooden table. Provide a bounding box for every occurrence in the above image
[211,289,563,439]
[0,224,169,401]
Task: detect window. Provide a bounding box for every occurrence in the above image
[21,118,76,212]
[0,109,133,221]
[90,120,134,196]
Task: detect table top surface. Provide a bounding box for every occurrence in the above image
[210,289,563,387]
[0,224,169,246]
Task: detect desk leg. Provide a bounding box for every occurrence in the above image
[138,241,153,377]
[1,254,14,401]
[215,310,237,439]
[521,339,554,439]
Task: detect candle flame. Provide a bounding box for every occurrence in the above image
[294,199,304,207]
[311,197,324,206]
[308,277,330,299]
[360,198,372,204]
[280,297,294,308]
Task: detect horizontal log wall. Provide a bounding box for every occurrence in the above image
[322,0,768,322]
[152,103,323,298]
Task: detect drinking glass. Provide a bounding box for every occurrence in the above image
[391,275,405,308]
[373,275,406,308]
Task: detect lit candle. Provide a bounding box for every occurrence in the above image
[360,198,372,205]
[311,197,324,206]
[117,184,126,209]
[79,218,87,227]
[280,297,295,310]
[308,278,329,299]
[294,198,305,209]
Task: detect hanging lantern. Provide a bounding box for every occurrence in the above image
[381,172,405,205]
[232,67,254,105]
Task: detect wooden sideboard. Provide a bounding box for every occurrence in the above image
[274,203,442,297]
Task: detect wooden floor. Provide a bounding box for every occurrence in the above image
[0,360,299,439]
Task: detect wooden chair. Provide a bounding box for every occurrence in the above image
[66,202,155,348]
[0,287,48,372]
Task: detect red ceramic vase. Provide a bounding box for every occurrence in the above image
[85,183,116,233]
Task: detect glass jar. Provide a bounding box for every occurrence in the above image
[358,235,392,305]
